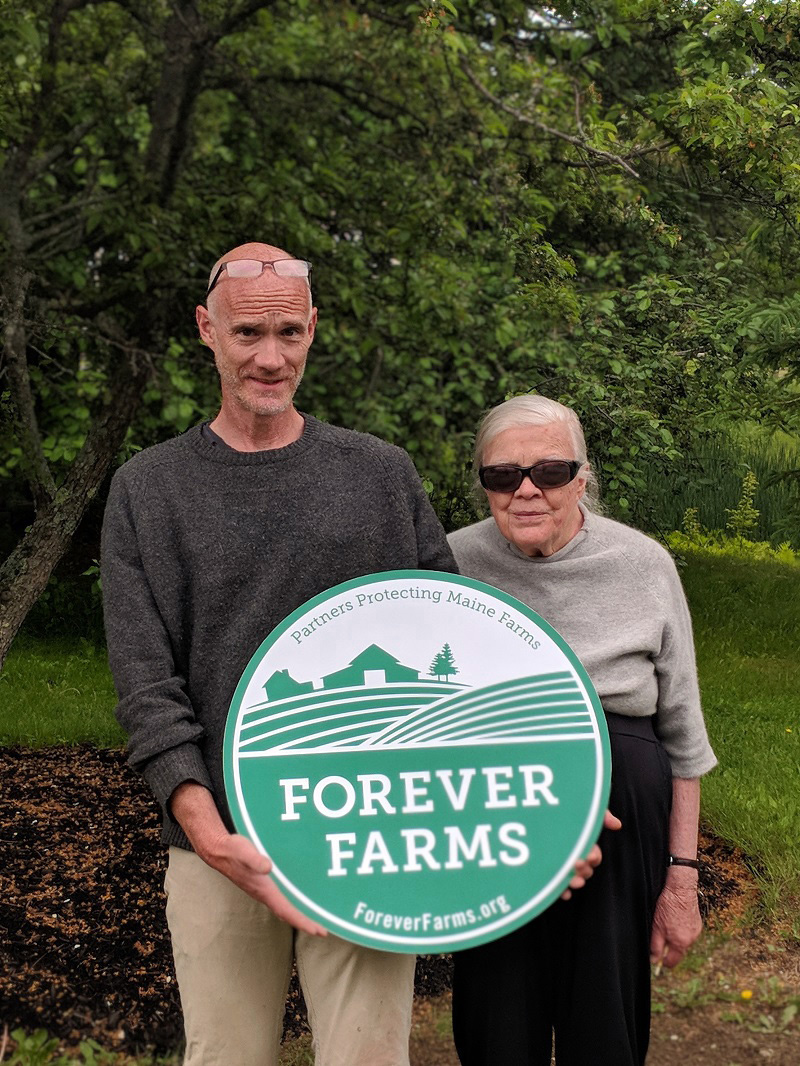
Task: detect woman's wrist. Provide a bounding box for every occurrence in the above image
[664,863,699,887]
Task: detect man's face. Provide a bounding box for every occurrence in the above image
[196,263,317,419]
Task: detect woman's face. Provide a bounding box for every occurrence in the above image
[482,423,587,558]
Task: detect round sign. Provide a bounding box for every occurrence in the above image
[224,570,610,953]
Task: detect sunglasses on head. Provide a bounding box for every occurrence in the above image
[479,460,584,493]
[206,258,312,298]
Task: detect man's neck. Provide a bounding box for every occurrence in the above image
[209,405,305,452]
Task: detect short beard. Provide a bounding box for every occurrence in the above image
[216,361,304,417]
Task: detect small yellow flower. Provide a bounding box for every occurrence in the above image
[741,989,753,1001]
[787,728,793,733]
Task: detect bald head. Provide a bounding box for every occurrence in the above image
[205,241,313,317]
[206,242,291,292]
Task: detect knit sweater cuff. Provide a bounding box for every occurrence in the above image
[664,748,718,780]
[141,742,215,818]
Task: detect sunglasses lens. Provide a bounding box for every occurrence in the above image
[224,259,264,278]
[480,461,579,492]
[480,466,523,492]
[533,461,574,488]
[273,259,311,277]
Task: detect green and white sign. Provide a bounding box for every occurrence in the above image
[224,570,610,953]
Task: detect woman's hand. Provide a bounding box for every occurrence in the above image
[561,809,622,900]
[651,777,703,969]
[649,866,702,969]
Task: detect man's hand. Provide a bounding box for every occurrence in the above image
[561,809,622,900]
[170,781,326,936]
[650,866,702,970]
[202,831,327,935]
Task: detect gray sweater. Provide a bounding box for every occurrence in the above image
[101,416,457,848]
[448,509,716,778]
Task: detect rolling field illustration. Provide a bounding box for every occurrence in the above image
[235,641,596,755]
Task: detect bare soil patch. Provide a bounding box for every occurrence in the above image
[2,746,798,1065]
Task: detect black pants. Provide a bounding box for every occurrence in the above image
[452,714,672,1066]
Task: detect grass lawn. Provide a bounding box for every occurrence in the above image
[677,550,800,919]
[2,548,798,917]
[0,636,124,747]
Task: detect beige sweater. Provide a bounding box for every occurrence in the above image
[448,508,717,779]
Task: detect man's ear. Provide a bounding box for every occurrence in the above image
[307,306,318,343]
[196,304,214,347]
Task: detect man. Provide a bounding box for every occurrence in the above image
[101,242,458,1066]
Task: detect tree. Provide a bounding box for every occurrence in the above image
[1,0,566,666]
[445,0,800,512]
[3,1,800,665]
[0,0,290,666]
[429,643,459,682]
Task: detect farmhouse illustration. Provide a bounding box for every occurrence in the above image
[237,633,596,757]
[264,643,440,701]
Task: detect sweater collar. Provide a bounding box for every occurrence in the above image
[188,413,323,464]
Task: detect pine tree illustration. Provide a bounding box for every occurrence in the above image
[428,643,459,682]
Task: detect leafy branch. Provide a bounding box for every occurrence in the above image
[460,59,644,177]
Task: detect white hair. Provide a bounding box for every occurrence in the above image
[474,394,601,511]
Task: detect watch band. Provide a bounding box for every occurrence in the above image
[668,855,701,870]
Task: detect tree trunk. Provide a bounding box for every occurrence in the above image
[0,360,149,671]
[3,266,58,513]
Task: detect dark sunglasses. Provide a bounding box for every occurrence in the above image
[479,460,584,493]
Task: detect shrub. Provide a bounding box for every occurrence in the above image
[725,470,760,539]
[668,529,799,567]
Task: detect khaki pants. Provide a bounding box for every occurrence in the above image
[164,847,415,1066]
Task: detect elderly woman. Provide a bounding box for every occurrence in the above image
[447,395,716,1066]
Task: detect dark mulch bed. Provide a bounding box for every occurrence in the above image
[0,746,751,1056]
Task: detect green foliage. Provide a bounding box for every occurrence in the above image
[2,1028,314,1065]
[653,971,800,1031]
[725,470,760,539]
[0,2,796,469]
[3,1029,177,1065]
[744,1001,799,1034]
[6,1030,60,1066]
[669,530,799,566]
[436,0,800,518]
[0,636,122,746]
[640,428,800,547]
[677,547,800,914]
[4,0,800,641]
[23,569,105,642]
[682,507,703,541]
[669,497,800,566]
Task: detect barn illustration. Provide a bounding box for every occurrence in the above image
[263,644,420,701]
